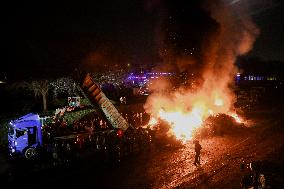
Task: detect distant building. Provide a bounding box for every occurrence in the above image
[127,72,175,87]
[234,72,283,106]
[127,72,175,95]
[235,72,279,82]
[235,72,281,90]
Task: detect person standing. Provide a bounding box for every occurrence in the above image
[120,96,124,104]
[123,96,127,104]
[194,140,202,165]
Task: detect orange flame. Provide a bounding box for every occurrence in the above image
[158,107,204,142]
[229,112,243,123]
[148,116,158,125]
[145,92,244,143]
[214,98,224,106]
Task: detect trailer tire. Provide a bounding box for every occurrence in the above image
[24,147,36,159]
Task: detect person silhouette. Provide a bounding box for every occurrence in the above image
[193,140,202,165]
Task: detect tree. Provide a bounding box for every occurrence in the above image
[7,79,51,113]
[27,80,50,112]
[50,77,76,99]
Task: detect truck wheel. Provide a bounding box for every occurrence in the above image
[24,147,36,159]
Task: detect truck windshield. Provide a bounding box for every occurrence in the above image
[16,128,27,138]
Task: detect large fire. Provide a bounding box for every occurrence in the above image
[142,0,258,144]
[145,92,244,143]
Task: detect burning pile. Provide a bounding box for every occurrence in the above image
[144,91,245,143]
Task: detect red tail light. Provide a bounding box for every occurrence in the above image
[116,129,123,138]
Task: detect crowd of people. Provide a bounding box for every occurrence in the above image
[42,104,150,139]
[38,104,152,164]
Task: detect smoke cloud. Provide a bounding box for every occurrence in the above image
[145,0,259,117]
[200,0,260,109]
[82,47,130,73]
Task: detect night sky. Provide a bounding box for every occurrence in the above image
[3,0,284,80]
[248,0,284,61]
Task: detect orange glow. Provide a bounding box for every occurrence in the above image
[144,117,158,129]
[229,112,243,123]
[158,107,204,143]
[148,116,158,126]
[144,89,244,143]
[142,0,258,145]
[214,98,224,106]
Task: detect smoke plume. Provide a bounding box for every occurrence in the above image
[145,0,259,118]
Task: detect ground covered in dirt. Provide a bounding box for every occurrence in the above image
[1,104,284,189]
[107,105,284,189]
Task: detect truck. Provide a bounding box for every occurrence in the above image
[8,113,43,159]
[7,73,151,162]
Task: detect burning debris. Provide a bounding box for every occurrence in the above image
[199,113,245,137]
[145,111,245,145]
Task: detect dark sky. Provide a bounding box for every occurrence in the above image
[3,0,284,80]
[5,1,157,79]
[249,0,284,61]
